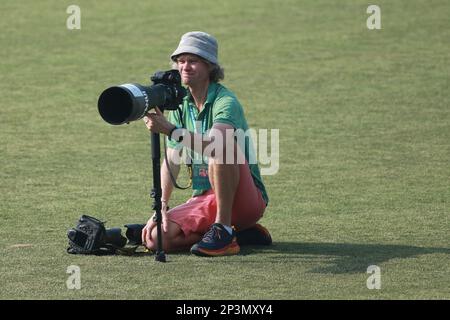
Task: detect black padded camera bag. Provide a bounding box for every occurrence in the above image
[67,215,109,254]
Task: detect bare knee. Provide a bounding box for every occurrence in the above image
[149,227,173,252]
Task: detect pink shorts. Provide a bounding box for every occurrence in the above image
[167,163,266,237]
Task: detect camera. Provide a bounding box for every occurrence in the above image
[97,69,186,125]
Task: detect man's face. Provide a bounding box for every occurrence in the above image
[176,54,210,87]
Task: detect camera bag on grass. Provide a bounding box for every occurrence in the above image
[67,215,128,255]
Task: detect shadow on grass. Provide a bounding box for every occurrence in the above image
[240,242,450,274]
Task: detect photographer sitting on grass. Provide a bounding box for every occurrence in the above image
[141,31,271,257]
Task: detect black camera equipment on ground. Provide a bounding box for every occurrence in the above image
[67,215,127,255]
[97,70,187,262]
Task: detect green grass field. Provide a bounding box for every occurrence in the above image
[1,0,449,299]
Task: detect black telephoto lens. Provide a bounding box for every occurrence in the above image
[98,83,168,125]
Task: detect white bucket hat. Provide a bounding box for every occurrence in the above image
[170,31,219,65]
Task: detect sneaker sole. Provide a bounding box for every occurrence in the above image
[236,223,272,246]
[191,242,240,257]
[254,224,272,245]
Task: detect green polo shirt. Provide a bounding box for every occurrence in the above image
[166,82,269,205]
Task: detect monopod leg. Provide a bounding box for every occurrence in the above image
[150,132,166,262]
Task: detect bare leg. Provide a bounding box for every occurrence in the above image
[208,159,240,227]
[147,221,202,252]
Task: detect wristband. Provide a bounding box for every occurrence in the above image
[169,126,184,143]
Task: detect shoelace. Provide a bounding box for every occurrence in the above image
[202,225,222,242]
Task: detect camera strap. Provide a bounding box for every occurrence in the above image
[163,134,192,190]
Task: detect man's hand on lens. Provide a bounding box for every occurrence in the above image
[143,107,175,136]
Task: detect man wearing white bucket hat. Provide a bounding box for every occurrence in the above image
[142,31,271,257]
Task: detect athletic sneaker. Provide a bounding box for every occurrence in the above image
[190,223,240,257]
[236,224,272,246]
